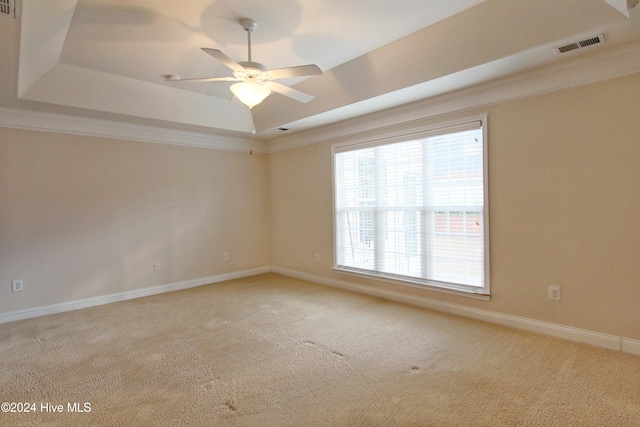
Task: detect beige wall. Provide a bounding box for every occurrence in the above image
[0,129,270,312]
[2,73,639,341]
[269,72,640,340]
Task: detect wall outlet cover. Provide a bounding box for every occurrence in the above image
[11,279,23,292]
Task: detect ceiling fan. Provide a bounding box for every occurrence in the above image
[165,18,323,109]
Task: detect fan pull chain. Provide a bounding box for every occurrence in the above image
[249,109,256,134]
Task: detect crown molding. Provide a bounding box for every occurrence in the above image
[267,40,640,153]
[3,40,640,154]
[0,107,264,153]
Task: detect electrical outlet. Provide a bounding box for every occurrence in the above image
[547,285,561,302]
[154,262,161,271]
[314,253,320,263]
[11,279,23,292]
[223,252,230,262]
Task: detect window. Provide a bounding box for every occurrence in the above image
[333,118,489,296]
[0,0,14,18]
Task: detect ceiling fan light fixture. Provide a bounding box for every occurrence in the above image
[230,81,271,109]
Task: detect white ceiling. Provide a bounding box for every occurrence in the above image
[3,0,640,140]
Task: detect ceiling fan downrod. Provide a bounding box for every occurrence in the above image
[241,18,257,63]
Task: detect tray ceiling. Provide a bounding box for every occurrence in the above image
[3,0,640,140]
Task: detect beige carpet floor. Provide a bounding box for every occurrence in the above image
[1,273,639,426]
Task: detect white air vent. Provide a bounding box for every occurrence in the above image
[0,0,16,18]
[270,127,290,133]
[554,33,606,54]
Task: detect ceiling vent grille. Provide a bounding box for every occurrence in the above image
[554,33,606,54]
[270,127,290,133]
[0,0,16,18]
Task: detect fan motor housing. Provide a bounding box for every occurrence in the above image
[235,61,269,81]
[239,61,267,71]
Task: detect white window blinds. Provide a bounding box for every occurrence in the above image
[333,120,488,294]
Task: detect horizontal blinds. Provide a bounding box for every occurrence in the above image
[334,121,485,290]
[333,120,482,154]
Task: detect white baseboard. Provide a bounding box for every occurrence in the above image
[4,265,640,357]
[622,339,640,356]
[271,266,640,356]
[0,266,271,324]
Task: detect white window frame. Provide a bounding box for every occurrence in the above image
[332,115,490,299]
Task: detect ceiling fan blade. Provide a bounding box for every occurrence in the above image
[201,48,246,73]
[264,81,314,103]
[165,76,239,83]
[267,64,322,79]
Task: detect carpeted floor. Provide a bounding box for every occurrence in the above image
[1,273,639,426]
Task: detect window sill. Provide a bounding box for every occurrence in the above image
[333,267,491,301]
